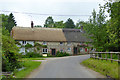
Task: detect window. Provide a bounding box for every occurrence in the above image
[67,48,71,51]
[67,42,71,46]
[80,48,83,51]
[80,42,82,45]
[22,41,26,44]
[42,48,48,53]
[43,42,47,45]
[60,42,63,45]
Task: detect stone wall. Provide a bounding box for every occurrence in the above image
[35,41,90,55]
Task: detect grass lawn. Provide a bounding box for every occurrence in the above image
[15,60,41,78]
[19,58,45,61]
[81,58,118,79]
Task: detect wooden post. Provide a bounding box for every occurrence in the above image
[118,53,120,80]
[111,53,113,63]
[95,53,97,59]
[97,53,99,60]
[90,53,92,58]
[105,53,107,61]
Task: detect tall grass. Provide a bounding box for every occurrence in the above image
[81,58,118,79]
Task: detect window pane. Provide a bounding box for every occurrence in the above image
[45,49,47,52]
[60,42,63,45]
[43,42,47,45]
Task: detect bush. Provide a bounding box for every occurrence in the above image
[22,52,43,58]
[2,33,20,72]
[25,43,33,49]
[55,51,69,57]
[2,51,21,72]
[34,42,47,48]
[47,53,53,57]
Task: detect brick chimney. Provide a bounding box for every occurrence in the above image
[31,21,34,28]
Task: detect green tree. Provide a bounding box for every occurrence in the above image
[104,1,120,51]
[34,25,42,27]
[54,21,64,28]
[80,1,120,52]
[2,27,20,72]
[2,13,17,33]
[92,9,97,25]
[2,14,20,72]
[76,20,86,29]
[77,8,108,51]
[44,16,54,28]
[64,18,75,28]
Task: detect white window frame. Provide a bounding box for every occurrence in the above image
[42,48,48,53]
[67,48,71,51]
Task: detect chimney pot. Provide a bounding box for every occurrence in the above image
[31,21,34,28]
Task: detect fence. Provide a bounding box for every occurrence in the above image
[89,52,120,62]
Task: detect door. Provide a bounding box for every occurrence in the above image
[51,49,56,56]
[73,47,77,55]
[85,48,87,52]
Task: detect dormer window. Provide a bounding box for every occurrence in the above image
[43,42,47,45]
[60,42,63,45]
[67,42,71,46]
[22,41,26,44]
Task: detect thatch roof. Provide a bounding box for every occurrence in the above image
[11,27,91,42]
[12,27,66,42]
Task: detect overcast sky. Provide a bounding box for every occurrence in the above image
[0,0,106,27]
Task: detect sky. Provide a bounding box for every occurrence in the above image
[0,0,106,27]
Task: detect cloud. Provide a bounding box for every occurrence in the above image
[0,0,106,27]
[14,13,31,27]
[0,0,104,3]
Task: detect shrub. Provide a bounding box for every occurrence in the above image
[15,41,21,45]
[47,53,53,57]
[22,52,43,58]
[55,51,69,57]
[2,34,20,72]
[63,52,70,56]
[2,51,21,72]
[25,43,33,49]
[34,42,47,48]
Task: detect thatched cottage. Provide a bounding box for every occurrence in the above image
[11,26,92,56]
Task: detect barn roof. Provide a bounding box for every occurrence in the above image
[11,27,91,42]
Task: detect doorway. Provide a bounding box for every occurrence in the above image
[51,49,56,56]
[73,47,78,55]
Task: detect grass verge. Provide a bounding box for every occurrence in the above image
[81,58,118,79]
[14,60,41,78]
[19,58,45,61]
